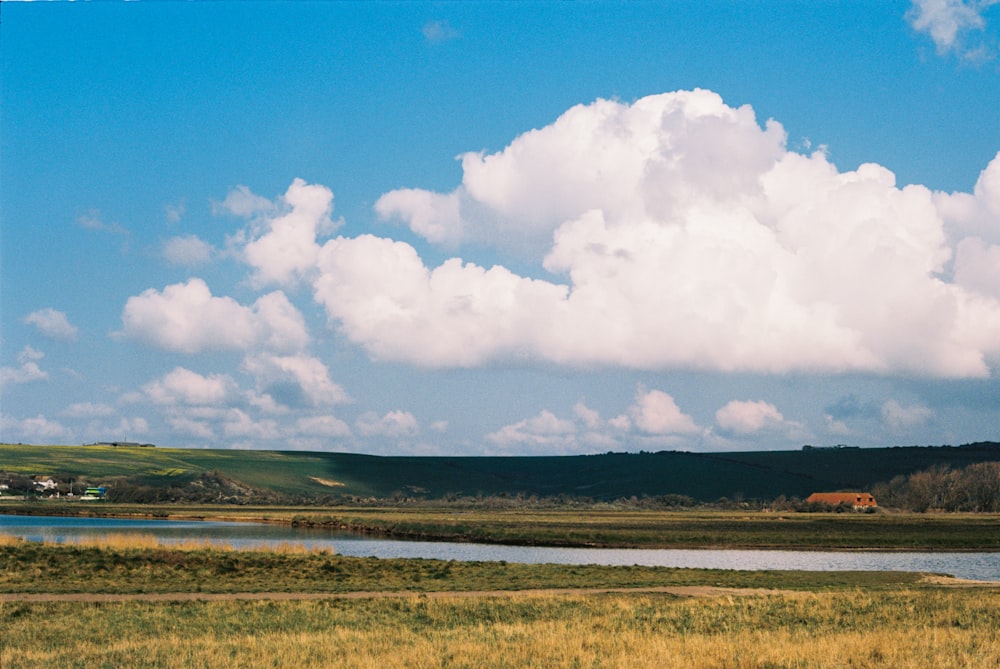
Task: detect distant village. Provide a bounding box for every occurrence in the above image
[0,442,159,501]
[0,475,108,500]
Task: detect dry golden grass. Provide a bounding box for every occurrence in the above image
[4,589,998,668]
[44,533,336,555]
[64,532,222,551]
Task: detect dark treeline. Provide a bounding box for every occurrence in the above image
[871,462,1000,512]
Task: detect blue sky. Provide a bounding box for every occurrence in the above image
[2,1,999,455]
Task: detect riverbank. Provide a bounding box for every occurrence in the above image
[4,524,998,667]
[2,536,935,595]
[3,502,999,551]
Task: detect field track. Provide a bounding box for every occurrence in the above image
[0,586,785,603]
[3,578,996,603]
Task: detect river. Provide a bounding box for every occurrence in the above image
[2,514,997,581]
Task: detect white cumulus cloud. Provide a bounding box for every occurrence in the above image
[485,389,700,453]
[377,89,786,254]
[625,388,700,436]
[715,400,785,435]
[355,410,420,438]
[143,367,241,406]
[328,91,1000,377]
[222,409,282,440]
[313,234,567,367]
[242,353,350,408]
[486,409,578,448]
[172,90,1000,382]
[239,178,340,287]
[0,413,73,442]
[120,278,309,354]
[954,237,1000,299]
[296,414,352,438]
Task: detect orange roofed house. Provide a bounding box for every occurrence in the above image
[806,492,878,510]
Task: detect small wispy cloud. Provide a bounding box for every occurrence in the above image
[422,19,460,44]
[23,308,79,341]
[76,208,130,236]
[0,346,48,385]
[356,410,420,438]
[212,185,275,219]
[907,0,999,59]
[881,399,934,432]
[163,234,214,267]
[164,200,186,224]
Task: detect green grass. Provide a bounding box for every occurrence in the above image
[0,539,929,595]
[298,507,1000,550]
[3,442,998,502]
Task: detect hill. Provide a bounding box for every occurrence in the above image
[1,442,998,504]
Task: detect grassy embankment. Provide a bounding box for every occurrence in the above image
[264,507,1000,550]
[3,537,998,667]
[2,554,997,668]
[0,535,929,595]
[6,502,999,550]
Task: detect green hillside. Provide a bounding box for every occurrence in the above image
[1,442,998,503]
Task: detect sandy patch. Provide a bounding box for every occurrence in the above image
[308,477,345,487]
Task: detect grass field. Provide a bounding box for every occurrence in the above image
[3,441,998,502]
[2,536,998,667]
[4,587,998,667]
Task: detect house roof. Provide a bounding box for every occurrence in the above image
[806,492,877,506]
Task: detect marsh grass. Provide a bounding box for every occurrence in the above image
[0,541,926,595]
[3,589,998,668]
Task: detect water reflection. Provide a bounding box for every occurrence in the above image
[2,514,997,581]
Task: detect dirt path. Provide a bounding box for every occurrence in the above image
[5,576,993,603]
[0,586,782,604]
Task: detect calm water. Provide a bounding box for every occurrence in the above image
[2,514,997,581]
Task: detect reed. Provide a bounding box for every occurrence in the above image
[32,533,335,555]
[63,533,222,551]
